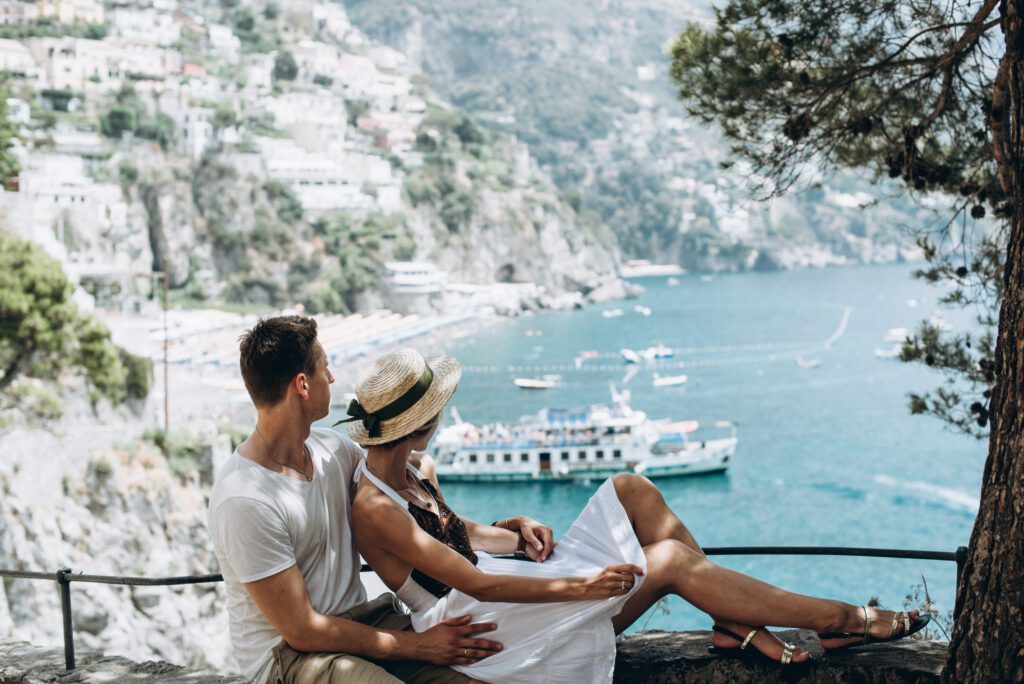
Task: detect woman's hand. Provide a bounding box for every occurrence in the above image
[502,515,556,561]
[574,564,644,599]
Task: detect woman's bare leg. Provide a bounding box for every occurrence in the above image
[610,474,918,655]
[611,473,806,657]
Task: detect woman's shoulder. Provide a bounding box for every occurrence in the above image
[409,452,436,479]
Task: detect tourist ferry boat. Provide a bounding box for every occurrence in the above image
[432,388,737,482]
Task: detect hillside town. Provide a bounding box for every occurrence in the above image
[0,0,439,304]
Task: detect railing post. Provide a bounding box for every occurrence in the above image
[954,546,969,615]
[56,567,75,671]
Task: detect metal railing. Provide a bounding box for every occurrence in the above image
[0,544,969,672]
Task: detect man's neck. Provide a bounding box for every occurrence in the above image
[242,406,313,476]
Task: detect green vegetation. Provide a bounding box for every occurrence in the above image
[0,92,20,187]
[0,233,149,407]
[232,8,280,53]
[0,20,108,41]
[272,51,298,81]
[99,85,175,148]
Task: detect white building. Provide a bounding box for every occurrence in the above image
[0,1,39,25]
[110,9,181,47]
[384,261,447,295]
[293,39,339,81]
[258,137,378,212]
[259,91,347,130]
[37,0,105,24]
[179,106,214,160]
[0,39,38,77]
[242,53,274,93]
[208,24,240,65]
[15,154,131,269]
[30,37,119,91]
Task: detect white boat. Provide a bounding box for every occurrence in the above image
[641,343,674,360]
[906,298,919,308]
[884,327,909,344]
[620,348,641,364]
[796,356,821,369]
[433,388,736,482]
[667,277,681,286]
[514,375,560,390]
[602,308,624,318]
[652,373,687,387]
[383,261,447,294]
[620,259,684,278]
[874,346,902,359]
[634,305,652,316]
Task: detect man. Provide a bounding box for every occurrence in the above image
[209,316,556,683]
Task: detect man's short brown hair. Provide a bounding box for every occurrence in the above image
[239,316,320,407]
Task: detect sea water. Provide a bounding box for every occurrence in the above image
[330,263,984,634]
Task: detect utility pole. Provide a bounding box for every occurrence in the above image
[162,258,169,434]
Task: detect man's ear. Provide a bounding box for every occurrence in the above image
[295,372,310,397]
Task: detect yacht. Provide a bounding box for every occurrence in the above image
[383,261,447,295]
[432,388,736,482]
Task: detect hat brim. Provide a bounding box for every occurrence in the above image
[347,355,461,446]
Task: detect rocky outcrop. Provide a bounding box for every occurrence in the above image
[615,630,945,683]
[0,640,243,684]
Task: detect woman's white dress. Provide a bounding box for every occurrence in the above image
[356,461,647,684]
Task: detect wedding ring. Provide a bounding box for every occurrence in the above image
[463,648,468,657]
[620,580,625,590]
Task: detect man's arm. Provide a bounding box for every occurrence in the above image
[244,564,502,664]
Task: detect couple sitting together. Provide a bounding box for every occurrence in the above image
[208,315,928,684]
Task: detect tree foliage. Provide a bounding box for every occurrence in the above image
[0,233,147,405]
[670,0,1006,438]
[273,50,298,81]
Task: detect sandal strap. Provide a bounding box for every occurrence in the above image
[740,628,759,651]
[780,643,794,665]
[863,605,872,642]
[890,611,901,637]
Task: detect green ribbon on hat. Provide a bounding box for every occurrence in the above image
[335,364,434,438]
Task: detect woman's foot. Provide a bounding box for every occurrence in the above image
[711,621,811,664]
[818,606,926,650]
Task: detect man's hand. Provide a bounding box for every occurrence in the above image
[510,516,556,562]
[413,615,502,665]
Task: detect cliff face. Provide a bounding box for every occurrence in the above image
[0,414,233,673]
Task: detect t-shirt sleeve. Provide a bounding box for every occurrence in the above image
[210,497,296,583]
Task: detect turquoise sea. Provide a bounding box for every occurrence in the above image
[328,263,984,635]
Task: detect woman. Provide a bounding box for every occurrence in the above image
[344,349,928,683]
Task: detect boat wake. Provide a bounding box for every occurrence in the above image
[873,475,979,513]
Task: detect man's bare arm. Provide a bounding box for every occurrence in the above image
[244,564,501,664]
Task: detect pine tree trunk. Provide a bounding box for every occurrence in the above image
[944,2,1024,681]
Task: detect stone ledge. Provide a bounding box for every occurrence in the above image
[0,640,244,684]
[615,629,946,683]
[2,630,947,683]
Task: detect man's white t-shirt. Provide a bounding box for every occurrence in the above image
[208,428,367,681]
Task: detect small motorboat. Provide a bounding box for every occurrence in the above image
[641,343,674,360]
[514,375,560,390]
[621,348,641,364]
[634,305,652,316]
[796,356,821,369]
[652,373,688,387]
[602,308,624,318]
[884,327,909,343]
[667,277,680,286]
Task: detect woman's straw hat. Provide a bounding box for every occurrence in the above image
[340,348,461,446]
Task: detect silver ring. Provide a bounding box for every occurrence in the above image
[620,580,625,590]
[463,648,468,657]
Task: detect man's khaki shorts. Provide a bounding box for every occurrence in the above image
[266,594,470,684]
